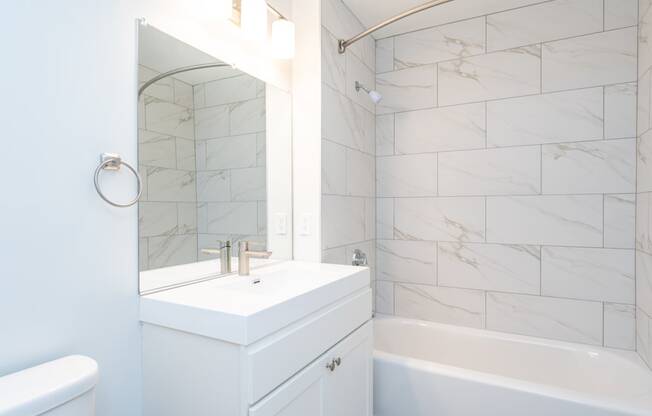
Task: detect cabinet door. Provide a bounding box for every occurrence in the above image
[323,322,373,416]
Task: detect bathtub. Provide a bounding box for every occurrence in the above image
[374,315,652,416]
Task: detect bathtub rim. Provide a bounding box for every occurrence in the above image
[373,314,652,416]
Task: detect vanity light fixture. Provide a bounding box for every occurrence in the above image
[272,18,295,59]
[241,0,268,40]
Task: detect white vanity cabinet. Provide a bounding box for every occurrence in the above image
[140,261,373,416]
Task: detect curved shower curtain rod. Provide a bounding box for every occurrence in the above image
[338,0,455,54]
[138,62,233,98]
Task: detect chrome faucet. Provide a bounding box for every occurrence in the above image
[238,241,272,276]
[201,240,232,274]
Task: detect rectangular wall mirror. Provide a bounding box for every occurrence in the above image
[137,24,292,294]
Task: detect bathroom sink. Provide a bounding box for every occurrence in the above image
[139,261,370,345]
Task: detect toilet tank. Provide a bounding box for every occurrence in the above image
[0,356,98,416]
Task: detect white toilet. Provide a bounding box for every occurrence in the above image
[0,355,98,416]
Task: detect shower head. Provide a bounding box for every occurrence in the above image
[355,81,382,104]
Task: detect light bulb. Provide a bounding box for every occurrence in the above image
[272,19,295,59]
[241,0,268,40]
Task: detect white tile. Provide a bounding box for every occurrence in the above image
[375,281,395,314]
[486,195,603,246]
[394,17,485,68]
[486,293,603,345]
[322,140,347,195]
[637,250,652,317]
[176,138,195,171]
[230,98,265,135]
[206,135,257,170]
[321,0,375,69]
[177,203,197,234]
[193,84,205,109]
[139,202,178,237]
[487,0,603,52]
[639,131,652,193]
[139,238,148,270]
[396,103,486,153]
[231,167,266,201]
[377,154,437,197]
[363,199,375,241]
[605,83,637,139]
[605,0,638,30]
[396,284,485,329]
[541,247,635,304]
[637,192,652,253]
[542,139,636,194]
[641,3,652,77]
[139,65,173,102]
[204,75,257,107]
[394,197,485,242]
[376,240,436,284]
[201,202,258,235]
[376,66,437,114]
[147,168,196,202]
[258,201,267,236]
[195,105,229,140]
[376,198,394,240]
[439,45,541,106]
[322,28,346,94]
[145,97,194,139]
[322,85,375,154]
[636,307,651,366]
[256,132,266,167]
[604,194,635,249]
[139,130,176,169]
[487,88,603,147]
[322,246,347,265]
[542,27,637,92]
[439,146,541,196]
[346,52,376,113]
[148,234,197,269]
[604,303,636,350]
[322,195,365,249]
[376,114,394,156]
[638,70,651,136]
[438,242,540,295]
[173,79,194,108]
[195,141,207,171]
[196,171,230,202]
[347,149,375,197]
[376,38,394,74]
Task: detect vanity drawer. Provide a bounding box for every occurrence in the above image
[245,288,372,404]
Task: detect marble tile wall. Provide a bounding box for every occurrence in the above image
[638,0,652,368]
[138,65,198,270]
[194,74,267,259]
[374,0,638,350]
[321,0,377,282]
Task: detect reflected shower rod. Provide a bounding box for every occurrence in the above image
[338,0,455,54]
[138,62,232,98]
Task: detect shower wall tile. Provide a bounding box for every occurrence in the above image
[376,65,437,114]
[322,28,346,94]
[604,303,636,350]
[200,202,259,235]
[148,234,198,269]
[438,45,541,106]
[486,293,603,345]
[604,0,638,31]
[638,192,652,254]
[139,130,177,169]
[322,140,347,195]
[438,242,540,295]
[376,38,394,74]
[393,17,485,69]
[394,197,485,242]
[396,103,486,154]
[323,84,375,155]
[197,169,232,202]
[139,202,178,238]
[376,154,437,197]
[346,52,377,113]
[541,247,635,304]
[376,114,394,156]
[205,135,257,170]
[376,240,436,284]
[396,284,485,329]
[322,195,366,249]
[375,281,395,315]
[605,83,637,139]
[486,195,603,247]
[230,167,266,201]
[376,198,394,240]
[638,70,651,136]
[176,138,196,171]
[230,97,266,135]
[637,250,652,317]
[639,131,652,193]
[173,79,194,108]
[139,66,174,102]
[321,0,375,70]
[604,194,636,249]
[347,149,375,197]
[438,146,541,196]
[145,98,194,140]
[541,139,636,195]
[146,168,196,202]
[202,75,257,107]
[542,27,637,92]
[486,0,603,52]
[636,308,651,366]
[486,88,603,147]
[195,105,229,140]
[177,203,198,235]
[641,3,652,77]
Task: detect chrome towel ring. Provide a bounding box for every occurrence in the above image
[94,153,142,208]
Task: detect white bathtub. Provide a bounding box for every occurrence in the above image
[374,316,652,416]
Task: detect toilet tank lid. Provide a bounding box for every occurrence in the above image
[0,355,98,416]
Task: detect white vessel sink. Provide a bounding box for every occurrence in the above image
[140,261,370,345]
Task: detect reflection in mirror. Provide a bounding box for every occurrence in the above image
[138,25,267,293]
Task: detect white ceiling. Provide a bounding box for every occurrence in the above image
[138,25,243,85]
[340,0,548,39]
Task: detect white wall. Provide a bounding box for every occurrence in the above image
[0,1,291,415]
